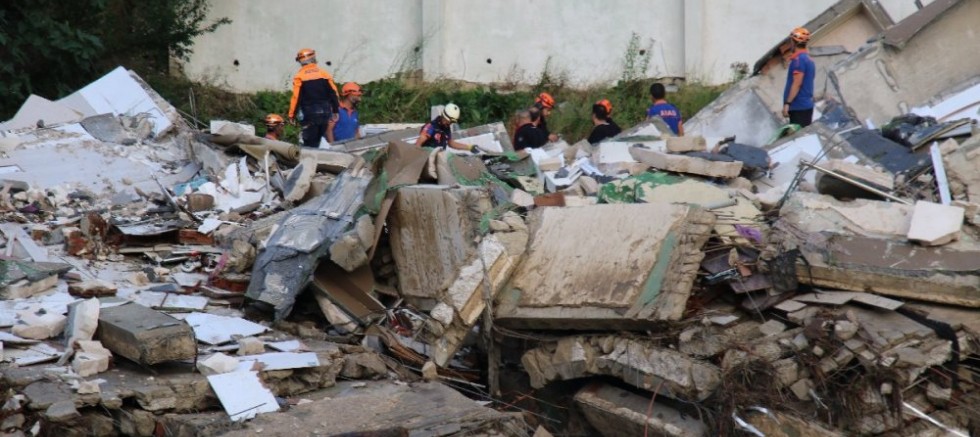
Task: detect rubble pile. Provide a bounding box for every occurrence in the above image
[2,2,980,436]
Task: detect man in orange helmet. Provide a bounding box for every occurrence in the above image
[782,27,816,127]
[587,99,621,144]
[288,48,340,147]
[531,92,560,142]
[263,114,285,141]
[328,82,363,143]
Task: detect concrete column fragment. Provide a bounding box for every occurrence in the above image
[574,382,708,437]
[96,302,196,365]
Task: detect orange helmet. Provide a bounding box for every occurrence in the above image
[295,48,316,63]
[264,113,284,127]
[595,99,613,115]
[342,82,363,96]
[790,27,811,44]
[535,92,555,109]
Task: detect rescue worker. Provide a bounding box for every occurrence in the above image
[783,27,816,127]
[287,48,340,148]
[513,109,547,151]
[263,113,285,141]
[328,82,363,143]
[647,83,684,135]
[531,92,560,142]
[415,103,478,152]
[587,99,621,145]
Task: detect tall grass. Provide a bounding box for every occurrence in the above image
[146,34,730,143]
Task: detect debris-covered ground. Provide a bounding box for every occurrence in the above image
[3,2,980,436]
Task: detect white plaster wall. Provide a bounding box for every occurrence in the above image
[182,0,422,92]
[693,0,839,83]
[181,0,937,92]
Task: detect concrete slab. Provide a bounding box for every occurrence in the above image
[388,185,491,308]
[522,336,721,401]
[574,382,707,437]
[907,200,964,246]
[497,203,714,329]
[630,146,743,178]
[97,302,196,365]
[0,95,82,132]
[58,67,173,137]
[218,382,525,436]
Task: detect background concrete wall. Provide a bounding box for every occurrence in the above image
[181,0,931,92]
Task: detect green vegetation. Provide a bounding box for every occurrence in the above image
[147,72,727,144]
[0,0,229,119]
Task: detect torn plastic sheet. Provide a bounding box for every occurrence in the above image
[246,172,370,320]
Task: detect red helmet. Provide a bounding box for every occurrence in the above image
[295,48,316,63]
[535,92,555,109]
[342,82,363,96]
[790,27,811,44]
[595,99,613,115]
[264,113,284,127]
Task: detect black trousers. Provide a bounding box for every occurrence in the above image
[300,108,331,148]
[789,108,814,128]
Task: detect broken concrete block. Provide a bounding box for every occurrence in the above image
[12,311,66,340]
[283,156,317,204]
[820,158,894,190]
[429,302,454,327]
[510,188,535,208]
[523,336,721,401]
[76,380,102,395]
[574,382,707,437]
[421,361,438,381]
[388,185,492,307]
[907,200,964,246]
[630,146,742,178]
[498,204,714,329]
[72,340,112,378]
[328,232,369,272]
[236,337,265,356]
[197,353,239,376]
[67,279,118,298]
[790,378,813,401]
[64,298,99,347]
[743,409,842,437]
[665,135,707,153]
[44,400,80,424]
[97,303,196,365]
[758,320,786,337]
[834,320,859,341]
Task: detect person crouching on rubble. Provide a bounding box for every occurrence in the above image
[782,27,816,128]
[513,109,548,151]
[587,99,621,145]
[647,83,684,136]
[328,82,363,143]
[263,114,285,141]
[288,48,341,148]
[415,103,480,152]
[531,92,560,143]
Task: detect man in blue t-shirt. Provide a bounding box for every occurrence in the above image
[782,27,816,127]
[646,83,683,135]
[328,82,363,143]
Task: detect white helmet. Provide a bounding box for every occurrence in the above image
[442,103,461,122]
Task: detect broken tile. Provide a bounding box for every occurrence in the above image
[907,200,964,246]
[184,312,267,345]
[207,371,278,422]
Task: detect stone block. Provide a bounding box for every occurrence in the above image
[574,382,707,437]
[196,353,239,376]
[665,135,707,153]
[96,303,196,365]
[630,146,742,178]
[12,311,66,340]
[907,200,964,246]
[236,337,265,356]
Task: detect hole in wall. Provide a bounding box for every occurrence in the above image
[486,58,492,64]
[325,61,332,66]
[638,49,647,56]
[233,59,240,66]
